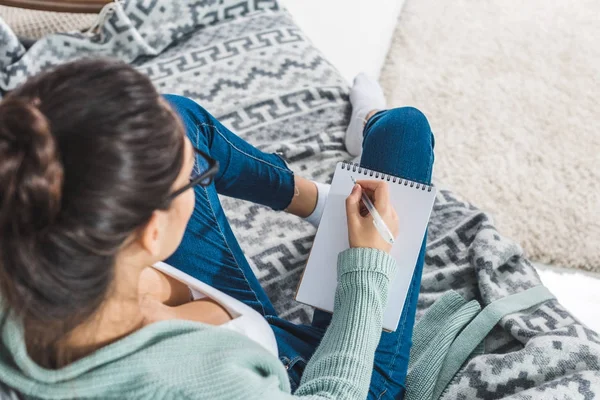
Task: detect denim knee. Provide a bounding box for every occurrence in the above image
[361,106,435,185]
[164,94,218,147]
[367,107,434,151]
[388,106,429,129]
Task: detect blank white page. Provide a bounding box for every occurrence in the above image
[296,162,436,331]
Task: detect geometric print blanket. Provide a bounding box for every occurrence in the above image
[0,1,598,398]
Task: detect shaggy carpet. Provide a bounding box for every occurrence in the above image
[380,0,600,271]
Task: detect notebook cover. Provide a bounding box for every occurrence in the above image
[295,162,436,331]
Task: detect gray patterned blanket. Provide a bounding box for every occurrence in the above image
[1,1,598,398]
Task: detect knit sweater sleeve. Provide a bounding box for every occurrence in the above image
[291,247,397,399]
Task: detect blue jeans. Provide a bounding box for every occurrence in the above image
[164,95,434,399]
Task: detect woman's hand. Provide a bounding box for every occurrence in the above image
[346,180,399,253]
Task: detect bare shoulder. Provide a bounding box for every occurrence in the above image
[139,267,191,306]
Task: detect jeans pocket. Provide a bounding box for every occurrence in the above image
[280,355,307,393]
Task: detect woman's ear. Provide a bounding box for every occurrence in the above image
[139,211,165,257]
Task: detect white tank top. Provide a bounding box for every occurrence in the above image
[152,262,279,357]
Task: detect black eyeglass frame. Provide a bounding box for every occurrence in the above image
[168,148,219,200]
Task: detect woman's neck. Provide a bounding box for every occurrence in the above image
[57,258,148,365]
[64,293,145,351]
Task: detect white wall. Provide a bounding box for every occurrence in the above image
[279,0,406,83]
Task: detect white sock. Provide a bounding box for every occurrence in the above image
[344,72,387,157]
[304,182,330,227]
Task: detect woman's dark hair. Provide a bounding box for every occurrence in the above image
[0,59,185,368]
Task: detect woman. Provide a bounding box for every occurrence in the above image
[0,59,434,399]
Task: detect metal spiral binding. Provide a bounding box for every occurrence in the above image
[341,161,433,192]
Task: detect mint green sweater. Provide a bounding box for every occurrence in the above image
[0,248,397,399]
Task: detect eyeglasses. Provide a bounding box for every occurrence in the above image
[168,148,219,200]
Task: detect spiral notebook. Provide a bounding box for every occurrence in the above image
[296,162,437,331]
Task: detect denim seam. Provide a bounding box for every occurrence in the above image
[377,388,388,400]
[200,184,268,317]
[287,355,306,389]
[199,122,292,174]
[287,355,305,369]
[383,285,414,399]
[376,271,416,400]
[425,151,433,183]
[376,327,404,399]
[191,126,267,317]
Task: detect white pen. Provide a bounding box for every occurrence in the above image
[350,176,395,244]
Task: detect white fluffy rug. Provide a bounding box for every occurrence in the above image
[380,0,600,271]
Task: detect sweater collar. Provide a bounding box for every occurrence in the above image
[0,309,209,384]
